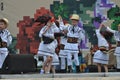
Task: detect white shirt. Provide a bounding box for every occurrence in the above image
[0,29,12,47]
[106,27,120,41]
[59,21,69,44]
[67,25,85,44]
[95,29,109,47]
[39,22,60,39]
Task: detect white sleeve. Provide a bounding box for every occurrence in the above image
[7,33,12,46]
[44,34,54,38]
[106,27,115,33]
[59,21,65,30]
[78,30,85,44]
[39,26,55,38]
[39,27,44,37]
[95,29,100,38]
[52,22,60,32]
[1,30,12,46]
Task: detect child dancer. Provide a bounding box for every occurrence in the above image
[106,24,120,71]
[36,15,59,74]
[93,17,110,72]
[0,18,12,69]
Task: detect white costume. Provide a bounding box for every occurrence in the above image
[93,29,109,64]
[106,27,120,68]
[0,29,12,68]
[37,23,59,65]
[58,21,69,70]
[59,21,68,58]
[64,25,85,66]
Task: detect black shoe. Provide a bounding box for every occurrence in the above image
[67,66,72,73]
[117,69,120,72]
[76,66,80,73]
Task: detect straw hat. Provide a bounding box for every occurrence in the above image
[117,24,120,27]
[70,14,80,21]
[0,18,9,27]
[65,23,70,26]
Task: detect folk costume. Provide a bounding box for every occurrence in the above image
[93,29,109,64]
[64,14,85,73]
[0,18,12,68]
[106,26,120,70]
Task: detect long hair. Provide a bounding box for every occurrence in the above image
[100,25,113,42]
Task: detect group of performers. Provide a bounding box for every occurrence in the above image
[1,13,120,74]
[36,14,85,74]
[35,13,120,74]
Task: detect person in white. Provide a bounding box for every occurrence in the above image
[0,18,12,69]
[64,14,85,73]
[37,15,61,74]
[92,17,109,72]
[57,15,70,73]
[106,24,120,71]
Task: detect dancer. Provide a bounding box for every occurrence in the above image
[64,14,85,73]
[0,18,12,69]
[106,23,120,71]
[93,17,111,72]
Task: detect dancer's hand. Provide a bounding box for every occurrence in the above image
[58,15,62,22]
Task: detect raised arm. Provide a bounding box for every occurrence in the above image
[39,26,54,39]
[106,26,116,33]
[58,15,68,30]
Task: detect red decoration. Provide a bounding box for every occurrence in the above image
[16,7,54,54]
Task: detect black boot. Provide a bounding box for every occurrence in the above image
[76,66,80,73]
[68,66,72,73]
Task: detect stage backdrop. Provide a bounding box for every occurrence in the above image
[0,0,120,54]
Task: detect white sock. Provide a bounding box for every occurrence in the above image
[46,72,50,74]
[40,69,44,73]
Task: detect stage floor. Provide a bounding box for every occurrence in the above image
[1,72,120,80]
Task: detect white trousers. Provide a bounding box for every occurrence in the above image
[116,56,120,69]
[0,49,8,68]
[60,57,66,69]
[67,52,79,66]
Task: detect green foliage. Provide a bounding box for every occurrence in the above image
[53,3,69,20]
[79,0,96,7]
[107,5,120,20]
[111,20,120,30]
[79,4,95,26]
[108,5,120,30]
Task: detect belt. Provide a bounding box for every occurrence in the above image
[117,41,120,47]
[99,46,108,51]
[0,42,7,48]
[42,35,54,44]
[67,37,78,43]
[99,46,109,54]
[60,44,65,50]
